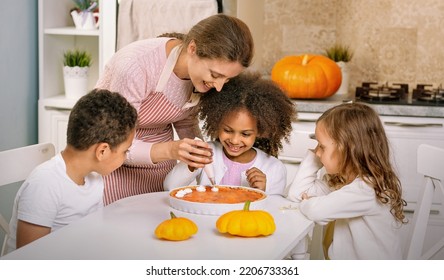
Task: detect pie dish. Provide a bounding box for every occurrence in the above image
[169,185,267,215]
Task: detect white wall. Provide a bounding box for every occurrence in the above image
[235,0,264,72]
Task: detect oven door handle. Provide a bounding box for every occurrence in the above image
[384,121,443,128]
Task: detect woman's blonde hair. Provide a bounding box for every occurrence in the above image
[317,102,406,223]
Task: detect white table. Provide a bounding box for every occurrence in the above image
[2,192,314,260]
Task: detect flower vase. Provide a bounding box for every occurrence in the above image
[63,66,89,99]
[71,10,99,30]
[335,61,350,97]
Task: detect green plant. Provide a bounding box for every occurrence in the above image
[324,44,353,62]
[72,0,98,11]
[63,49,92,67]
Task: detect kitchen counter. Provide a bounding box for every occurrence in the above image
[292,94,444,118]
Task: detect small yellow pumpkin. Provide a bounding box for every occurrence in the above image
[216,201,276,237]
[271,54,342,99]
[155,211,198,241]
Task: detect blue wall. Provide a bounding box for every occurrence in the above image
[0,0,38,246]
[0,1,38,149]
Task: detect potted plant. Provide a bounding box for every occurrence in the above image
[324,44,353,63]
[72,0,98,11]
[63,49,92,99]
[70,0,99,30]
[324,44,353,97]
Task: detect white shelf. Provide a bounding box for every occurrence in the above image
[45,27,100,36]
[40,95,78,110]
[38,0,117,152]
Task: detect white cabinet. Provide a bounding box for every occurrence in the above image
[280,113,319,161]
[281,112,444,259]
[279,113,318,189]
[381,116,444,212]
[38,0,117,152]
[381,116,444,259]
[38,106,71,153]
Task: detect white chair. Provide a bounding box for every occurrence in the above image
[405,144,444,259]
[0,143,55,256]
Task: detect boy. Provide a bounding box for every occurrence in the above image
[6,89,137,253]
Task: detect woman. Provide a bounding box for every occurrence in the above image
[96,14,254,205]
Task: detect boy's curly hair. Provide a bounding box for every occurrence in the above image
[198,71,297,157]
[67,89,137,151]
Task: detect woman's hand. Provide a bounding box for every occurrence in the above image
[246,167,266,192]
[171,138,213,168]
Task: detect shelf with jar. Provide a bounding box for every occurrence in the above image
[44,27,100,36]
[38,0,117,151]
[38,0,116,106]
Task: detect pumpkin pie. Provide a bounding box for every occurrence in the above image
[168,185,267,216]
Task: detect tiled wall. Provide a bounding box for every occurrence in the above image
[245,0,444,96]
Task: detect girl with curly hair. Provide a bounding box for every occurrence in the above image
[287,102,407,259]
[164,71,297,195]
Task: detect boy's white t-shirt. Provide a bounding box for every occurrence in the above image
[6,153,104,253]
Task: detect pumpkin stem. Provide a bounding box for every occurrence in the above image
[243,201,251,211]
[302,54,309,66]
[170,211,177,219]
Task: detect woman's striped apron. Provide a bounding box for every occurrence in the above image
[103,46,194,205]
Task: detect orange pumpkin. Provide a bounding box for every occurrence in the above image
[271,54,342,99]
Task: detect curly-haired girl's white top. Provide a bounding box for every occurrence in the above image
[164,141,287,195]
